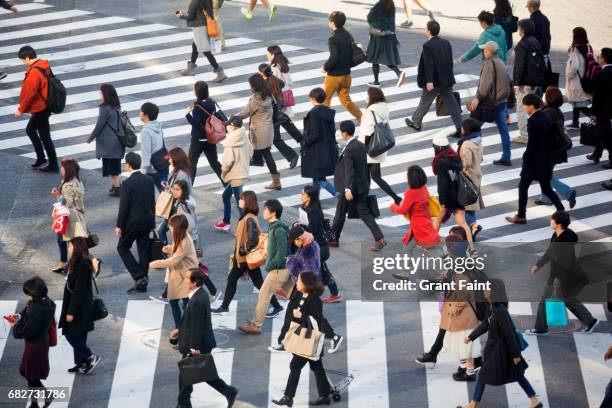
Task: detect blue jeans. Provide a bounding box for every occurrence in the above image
[472,372,536,402]
[313,177,337,197]
[538,173,573,204]
[169,298,188,328]
[222,184,243,223]
[465,210,477,226]
[496,103,511,161]
[57,233,67,262]
[148,168,169,194]
[157,220,169,244]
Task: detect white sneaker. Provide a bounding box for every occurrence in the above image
[268,344,286,353]
[241,7,253,20]
[211,291,223,307]
[327,334,344,354]
[396,71,406,87]
[252,287,260,294]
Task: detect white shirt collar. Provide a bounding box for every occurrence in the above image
[127,168,141,177]
[188,287,200,299]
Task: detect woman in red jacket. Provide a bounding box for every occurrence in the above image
[389,165,443,279]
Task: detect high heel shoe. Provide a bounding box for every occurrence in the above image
[51,264,66,274]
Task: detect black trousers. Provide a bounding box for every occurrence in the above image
[592,118,612,160]
[26,109,57,166]
[277,289,336,345]
[320,244,339,296]
[331,193,383,241]
[368,163,401,204]
[273,124,298,162]
[534,284,594,332]
[518,175,564,218]
[178,356,231,407]
[117,230,151,281]
[190,42,219,71]
[65,333,92,365]
[188,139,223,183]
[254,147,278,174]
[428,328,446,357]
[285,354,331,399]
[221,261,281,309]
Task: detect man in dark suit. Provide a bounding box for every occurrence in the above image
[116,152,155,293]
[527,0,551,56]
[591,48,612,179]
[405,20,462,134]
[330,120,386,252]
[172,268,238,408]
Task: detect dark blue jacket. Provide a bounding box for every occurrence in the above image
[530,10,551,55]
[186,98,216,141]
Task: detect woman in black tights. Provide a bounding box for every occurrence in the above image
[358,87,402,204]
[176,0,227,82]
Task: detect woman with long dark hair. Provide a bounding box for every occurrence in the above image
[237,74,279,189]
[186,80,224,183]
[10,277,55,408]
[493,0,515,50]
[87,83,124,196]
[366,0,406,87]
[566,27,593,130]
[458,279,543,408]
[165,147,193,195]
[176,0,227,81]
[358,87,402,204]
[212,190,283,314]
[272,271,332,407]
[59,237,102,375]
[299,185,342,304]
[258,63,300,169]
[50,158,100,275]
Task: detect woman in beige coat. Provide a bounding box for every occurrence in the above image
[51,159,99,274]
[149,214,198,338]
[458,119,485,240]
[237,74,279,189]
[565,27,594,129]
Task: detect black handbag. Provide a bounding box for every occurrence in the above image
[349,34,367,68]
[150,231,166,261]
[86,233,99,249]
[367,111,396,157]
[91,276,108,321]
[348,195,380,219]
[150,139,170,172]
[543,58,560,90]
[250,150,264,167]
[435,92,461,117]
[456,172,479,207]
[178,353,219,386]
[580,121,601,147]
[470,62,498,123]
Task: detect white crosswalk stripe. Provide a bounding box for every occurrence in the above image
[0,299,607,407]
[0,5,610,249]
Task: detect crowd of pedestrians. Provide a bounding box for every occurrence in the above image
[4,1,611,407]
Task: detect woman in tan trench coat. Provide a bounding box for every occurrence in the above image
[458,119,485,240]
[149,214,198,338]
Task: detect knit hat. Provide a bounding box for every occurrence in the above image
[432,133,449,147]
[479,40,499,53]
[288,225,305,243]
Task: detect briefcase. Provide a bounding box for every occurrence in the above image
[348,195,380,219]
[580,122,601,147]
[178,353,219,386]
[435,92,461,117]
[150,231,166,261]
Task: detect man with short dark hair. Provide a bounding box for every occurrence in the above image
[140,102,168,193]
[405,20,462,134]
[322,11,362,123]
[173,268,238,408]
[15,45,58,172]
[590,48,612,176]
[116,152,156,293]
[330,120,386,251]
[506,94,564,224]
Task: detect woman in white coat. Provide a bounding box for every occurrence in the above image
[565,27,593,129]
[358,87,402,204]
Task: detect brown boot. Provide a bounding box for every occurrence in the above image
[265,173,281,190]
[505,215,527,224]
[180,61,197,76]
[213,67,227,83]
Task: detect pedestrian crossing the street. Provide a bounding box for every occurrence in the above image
[1,4,611,246]
[0,299,609,407]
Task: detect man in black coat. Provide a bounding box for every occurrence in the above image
[405,20,462,134]
[590,48,612,177]
[527,0,551,56]
[173,269,238,408]
[330,120,386,251]
[116,152,155,293]
[301,88,338,196]
[506,94,564,224]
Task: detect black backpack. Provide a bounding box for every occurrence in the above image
[526,42,546,85]
[578,46,601,94]
[33,66,66,114]
[110,110,138,148]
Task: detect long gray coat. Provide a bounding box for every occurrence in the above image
[237,93,274,151]
[87,105,124,159]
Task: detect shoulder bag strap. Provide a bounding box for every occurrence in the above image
[33,65,49,103]
[91,272,100,296]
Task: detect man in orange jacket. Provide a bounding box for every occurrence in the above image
[15,46,58,172]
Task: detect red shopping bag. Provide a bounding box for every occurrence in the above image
[52,202,70,235]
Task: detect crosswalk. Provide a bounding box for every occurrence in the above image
[1,5,612,244]
[0,299,608,407]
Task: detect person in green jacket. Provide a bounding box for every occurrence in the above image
[456,11,508,64]
[239,199,292,334]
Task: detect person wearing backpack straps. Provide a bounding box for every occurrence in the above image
[565,27,594,130]
[87,84,125,197]
[16,46,59,173]
[139,102,169,193]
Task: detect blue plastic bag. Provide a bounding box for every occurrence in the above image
[545,298,568,327]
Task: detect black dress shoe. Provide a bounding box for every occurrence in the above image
[289,155,299,169]
[109,186,121,197]
[586,154,600,164]
[404,118,421,131]
[309,396,330,406]
[602,162,612,169]
[31,158,47,168]
[493,159,512,166]
[127,278,148,293]
[568,190,577,209]
[272,396,293,406]
[452,370,476,382]
[39,164,59,173]
[225,386,238,408]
